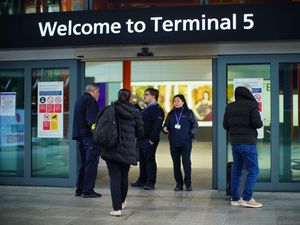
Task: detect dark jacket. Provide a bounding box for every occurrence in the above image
[140,102,165,143]
[101,101,144,165]
[72,92,99,140]
[223,86,263,144]
[163,107,199,147]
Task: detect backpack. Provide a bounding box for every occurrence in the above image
[93,104,121,148]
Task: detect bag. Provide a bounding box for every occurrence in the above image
[93,104,121,148]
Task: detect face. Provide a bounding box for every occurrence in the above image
[91,88,100,101]
[144,91,155,105]
[203,92,209,100]
[173,97,184,108]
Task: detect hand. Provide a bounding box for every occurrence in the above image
[163,127,169,133]
[149,140,154,145]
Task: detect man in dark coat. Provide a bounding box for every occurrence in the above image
[100,89,144,216]
[131,88,165,190]
[72,84,101,198]
[223,86,263,208]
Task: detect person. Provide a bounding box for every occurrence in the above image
[100,89,144,216]
[131,88,165,190]
[72,84,102,198]
[223,86,263,208]
[162,94,199,191]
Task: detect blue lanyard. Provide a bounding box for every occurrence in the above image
[174,107,184,124]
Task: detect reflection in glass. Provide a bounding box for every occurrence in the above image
[227,64,271,182]
[279,63,300,182]
[31,68,70,178]
[0,69,24,177]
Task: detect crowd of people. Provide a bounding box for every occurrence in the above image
[72,84,263,216]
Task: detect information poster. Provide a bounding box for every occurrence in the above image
[0,92,16,116]
[37,82,64,138]
[234,78,264,139]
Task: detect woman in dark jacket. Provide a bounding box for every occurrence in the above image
[101,89,144,216]
[163,94,198,191]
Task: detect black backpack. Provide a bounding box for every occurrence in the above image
[93,104,121,148]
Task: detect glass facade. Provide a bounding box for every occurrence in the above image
[279,63,300,182]
[31,68,70,178]
[0,69,24,177]
[227,64,271,182]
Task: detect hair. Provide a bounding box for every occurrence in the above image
[118,88,131,103]
[173,94,188,108]
[145,88,159,101]
[85,83,99,92]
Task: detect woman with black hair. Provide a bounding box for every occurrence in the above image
[101,88,144,216]
[163,94,199,191]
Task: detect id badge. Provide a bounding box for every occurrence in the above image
[175,123,181,129]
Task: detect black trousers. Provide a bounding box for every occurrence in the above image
[170,142,192,188]
[106,159,130,211]
[138,140,158,185]
[76,136,100,194]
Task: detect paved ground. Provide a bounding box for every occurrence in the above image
[0,167,300,225]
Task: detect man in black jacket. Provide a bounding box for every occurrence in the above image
[223,86,263,208]
[131,88,165,190]
[72,84,101,198]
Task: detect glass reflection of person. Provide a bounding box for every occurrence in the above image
[193,91,212,121]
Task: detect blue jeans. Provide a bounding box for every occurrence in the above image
[231,144,259,201]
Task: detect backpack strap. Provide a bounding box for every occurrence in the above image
[112,103,122,143]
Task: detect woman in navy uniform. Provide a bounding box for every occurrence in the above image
[163,94,199,191]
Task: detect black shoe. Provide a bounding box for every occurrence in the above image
[144,184,155,190]
[82,191,102,198]
[186,186,192,191]
[75,189,82,197]
[131,180,145,187]
[174,186,183,191]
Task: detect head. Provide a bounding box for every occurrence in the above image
[234,86,256,102]
[144,88,159,105]
[118,88,131,103]
[86,84,100,101]
[173,94,188,109]
[203,91,210,100]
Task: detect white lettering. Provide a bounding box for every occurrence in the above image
[220,18,231,30]
[93,22,109,34]
[183,19,200,31]
[126,19,134,33]
[38,21,58,37]
[244,14,254,29]
[57,24,67,36]
[111,22,121,34]
[150,17,163,32]
[73,23,81,35]
[81,23,93,35]
[134,21,146,33]
[207,18,219,30]
[162,20,173,32]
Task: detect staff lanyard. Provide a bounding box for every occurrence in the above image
[174,107,184,124]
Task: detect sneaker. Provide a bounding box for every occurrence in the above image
[122,200,127,210]
[110,210,121,217]
[186,186,192,191]
[174,186,183,191]
[231,198,245,206]
[242,198,263,208]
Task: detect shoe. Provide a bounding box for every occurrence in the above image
[242,198,263,208]
[231,198,245,206]
[110,210,121,217]
[144,184,155,190]
[174,186,183,191]
[82,191,102,198]
[122,200,127,210]
[186,186,192,191]
[74,189,82,197]
[131,180,145,187]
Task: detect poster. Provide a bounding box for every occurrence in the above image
[131,81,212,126]
[0,92,16,116]
[234,78,264,139]
[37,82,64,138]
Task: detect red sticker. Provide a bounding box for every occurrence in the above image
[47,104,54,113]
[55,104,62,113]
[43,121,50,130]
[39,104,46,113]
